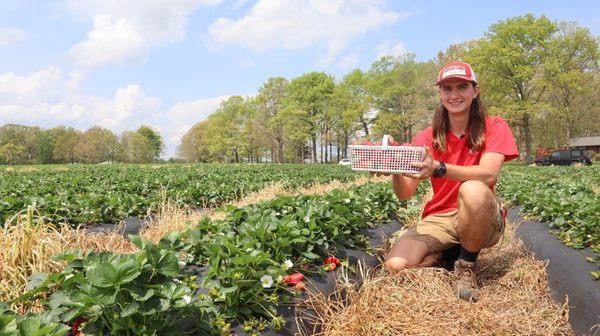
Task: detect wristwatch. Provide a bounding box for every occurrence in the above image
[433,161,446,178]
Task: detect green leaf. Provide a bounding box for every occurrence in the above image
[120,302,140,318]
[26,273,48,291]
[156,252,180,277]
[129,235,144,250]
[89,286,117,305]
[129,288,155,302]
[301,251,320,260]
[17,318,41,336]
[87,257,141,288]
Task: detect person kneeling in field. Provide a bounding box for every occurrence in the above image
[381,61,518,301]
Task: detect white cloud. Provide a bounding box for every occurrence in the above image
[375,40,409,59]
[0,67,160,132]
[0,66,72,103]
[164,96,229,147]
[207,0,405,65]
[232,0,252,9]
[0,27,26,46]
[0,66,229,157]
[65,15,146,68]
[338,53,359,70]
[62,0,224,68]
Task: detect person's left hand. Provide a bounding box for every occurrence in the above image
[404,145,438,180]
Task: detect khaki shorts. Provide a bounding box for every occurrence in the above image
[396,197,506,254]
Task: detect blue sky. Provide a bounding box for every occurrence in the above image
[0,0,598,158]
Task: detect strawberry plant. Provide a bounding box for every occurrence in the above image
[15,233,215,335]
[0,164,362,225]
[497,165,600,278]
[0,303,69,336]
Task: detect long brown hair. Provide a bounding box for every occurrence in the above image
[432,85,487,152]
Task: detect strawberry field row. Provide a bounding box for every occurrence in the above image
[0,164,361,225]
[1,181,425,335]
[497,165,600,278]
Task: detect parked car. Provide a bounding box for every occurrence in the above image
[338,158,352,166]
[534,149,592,166]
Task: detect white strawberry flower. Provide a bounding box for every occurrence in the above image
[283,259,293,269]
[261,275,274,288]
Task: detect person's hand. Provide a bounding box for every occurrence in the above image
[404,145,438,180]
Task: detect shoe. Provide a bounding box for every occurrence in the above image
[454,259,479,302]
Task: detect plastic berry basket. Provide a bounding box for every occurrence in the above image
[348,135,425,174]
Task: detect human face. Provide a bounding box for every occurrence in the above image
[439,78,480,116]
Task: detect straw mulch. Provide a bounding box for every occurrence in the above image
[299,221,574,336]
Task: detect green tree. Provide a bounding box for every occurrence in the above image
[204,96,251,162]
[136,125,164,161]
[278,102,311,163]
[120,131,153,163]
[74,126,119,163]
[52,127,81,163]
[0,124,40,163]
[34,129,55,163]
[177,121,211,162]
[330,82,363,160]
[468,14,558,163]
[287,72,335,163]
[255,77,289,163]
[367,55,436,143]
[541,22,600,145]
[339,69,372,137]
[0,142,27,164]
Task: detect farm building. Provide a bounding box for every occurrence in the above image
[570,136,600,159]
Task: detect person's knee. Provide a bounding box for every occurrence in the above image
[384,257,417,272]
[458,180,494,209]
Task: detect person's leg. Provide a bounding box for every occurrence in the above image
[384,239,429,272]
[385,211,460,272]
[456,180,498,254]
[454,180,499,301]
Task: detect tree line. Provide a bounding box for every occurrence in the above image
[178,14,599,164]
[0,124,164,164]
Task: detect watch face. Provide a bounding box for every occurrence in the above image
[434,162,445,178]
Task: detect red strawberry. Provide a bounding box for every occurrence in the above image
[283,273,305,285]
[324,256,341,266]
[72,317,86,336]
[324,263,336,271]
[295,282,306,291]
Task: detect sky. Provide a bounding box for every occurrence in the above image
[0,0,598,158]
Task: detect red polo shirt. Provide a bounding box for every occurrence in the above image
[411,116,519,218]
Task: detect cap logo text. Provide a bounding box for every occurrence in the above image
[442,66,466,79]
